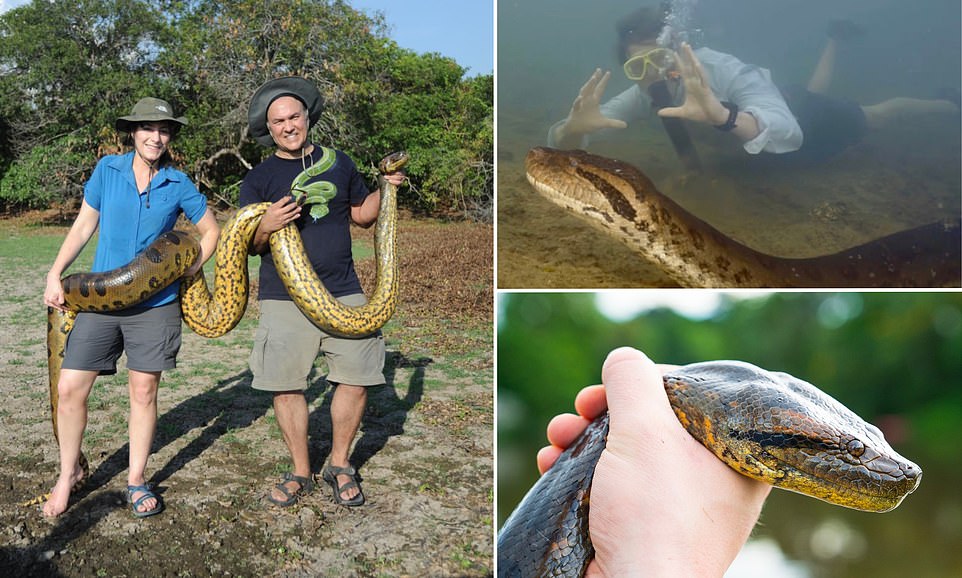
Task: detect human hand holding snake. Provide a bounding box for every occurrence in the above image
[43,275,67,312]
[538,348,769,577]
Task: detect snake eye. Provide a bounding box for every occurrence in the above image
[847,439,865,458]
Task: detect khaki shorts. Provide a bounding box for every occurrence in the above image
[249,297,386,392]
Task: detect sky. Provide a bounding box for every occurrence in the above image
[350,0,493,77]
[0,0,26,14]
[1,0,494,77]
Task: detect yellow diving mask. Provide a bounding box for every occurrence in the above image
[623,47,677,81]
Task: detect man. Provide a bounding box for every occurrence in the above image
[550,6,959,165]
[239,77,404,507]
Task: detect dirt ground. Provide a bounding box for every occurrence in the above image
[0,212,494,577]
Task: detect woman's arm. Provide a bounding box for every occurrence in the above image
[44,200,100,310]
[186,208,220,276]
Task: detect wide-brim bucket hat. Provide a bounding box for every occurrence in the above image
[115,97,187,133]
[248,76,323,147]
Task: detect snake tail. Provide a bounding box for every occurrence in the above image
[36,231,198,509]
[497,413,609,577]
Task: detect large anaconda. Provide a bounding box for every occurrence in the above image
[525,147,961,288]
[31,151,405,508]
[497,360,923,577]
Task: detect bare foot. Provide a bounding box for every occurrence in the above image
[42,466,84,517]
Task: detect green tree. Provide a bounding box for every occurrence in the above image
[0,0,166,208]
[362,51,493,216]
[0,0,493,219]
[156,0,393,202]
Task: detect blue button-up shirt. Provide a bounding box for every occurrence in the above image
[84,152,208,307]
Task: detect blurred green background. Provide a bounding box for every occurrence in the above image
[497,291,962,578]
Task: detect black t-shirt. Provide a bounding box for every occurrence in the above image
[239,145,372,300]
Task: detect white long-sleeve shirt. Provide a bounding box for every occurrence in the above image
[548,47,803,155]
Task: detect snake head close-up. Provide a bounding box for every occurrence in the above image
[664,361,922,513]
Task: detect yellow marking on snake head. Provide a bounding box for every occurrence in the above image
[703,415,715,447]
[675,409,691,428]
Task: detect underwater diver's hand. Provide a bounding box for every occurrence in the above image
[657,43,729,125]
[538,347,770,578]
[554,69,628,148]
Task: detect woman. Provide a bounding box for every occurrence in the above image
[42,97,219,517]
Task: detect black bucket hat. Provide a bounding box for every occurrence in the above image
[115,97,187,133]
[247,76,323,147]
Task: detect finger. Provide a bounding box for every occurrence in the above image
[275,195,297,209]
[657,106,683,118]
[579,71,599,97]
[675,43,695,76]
[573,384,608,419]
[546,412,592,448]
[594,70,612,98]
[681,43,710,88]
[570,94,585,113]
[280,204,302,218]
[537,445,564,475]
[601,118,628,130]
[581,68,603,93]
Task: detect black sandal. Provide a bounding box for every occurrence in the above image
[322,465,365,507]
[267,472,314,507]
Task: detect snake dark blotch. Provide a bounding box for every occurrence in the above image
[28,152,406,508]
[497,360,923,577]
[525,147,961,288]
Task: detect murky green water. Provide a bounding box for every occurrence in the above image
[497,0,961,288]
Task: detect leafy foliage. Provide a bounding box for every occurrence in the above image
[0,0,492,219]
[0,133,95,208]
[499,292,962,437]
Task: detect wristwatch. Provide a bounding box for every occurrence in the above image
[714,101,738,132]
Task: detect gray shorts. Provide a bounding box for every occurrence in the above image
[62,302,183,374]
[249,297,386,392]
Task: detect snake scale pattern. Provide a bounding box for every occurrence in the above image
[28,152,406,508]
[497,361,923,576]
[526,147,961,288]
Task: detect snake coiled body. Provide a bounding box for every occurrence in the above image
[526,147,962,288]
[497,360,923,577]
[32,152,405,507]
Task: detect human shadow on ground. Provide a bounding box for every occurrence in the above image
[307,350,431,482]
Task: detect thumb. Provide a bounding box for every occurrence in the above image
[600,347,673,435]
[657,106,683,119]
[602,118,628,130]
